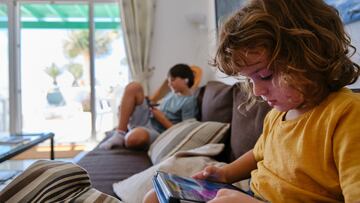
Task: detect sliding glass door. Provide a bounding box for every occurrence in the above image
[0,2,9,134]
[20,2,92,144]
[0,0,129,149]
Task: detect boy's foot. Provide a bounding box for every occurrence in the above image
[99,130,126,150]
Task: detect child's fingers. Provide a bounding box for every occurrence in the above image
[191,171,204,179]
[203,166,221,181]
[191,166,212,179]
[192,166,219,180]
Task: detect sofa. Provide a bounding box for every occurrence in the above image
[76,80,272,199]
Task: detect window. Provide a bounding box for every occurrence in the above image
[0,1,129,153]
[0,2,9,133]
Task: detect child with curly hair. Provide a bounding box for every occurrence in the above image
[144,0,360,202]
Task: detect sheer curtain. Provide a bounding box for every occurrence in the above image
[118,0,155,94]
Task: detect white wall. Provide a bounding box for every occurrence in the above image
[346,21,360,88]
[148,0,216,93]
[148,1,360,92]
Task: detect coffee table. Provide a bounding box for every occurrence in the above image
[0,132,55,163]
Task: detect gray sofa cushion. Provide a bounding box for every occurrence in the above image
[201,81,233,123]
[229,85,271,161]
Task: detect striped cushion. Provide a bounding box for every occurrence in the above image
[148,119,229,164]
[0,160,120,203]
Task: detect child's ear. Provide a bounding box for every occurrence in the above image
[184,78,189,84]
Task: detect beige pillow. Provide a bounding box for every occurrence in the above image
[113,143,226,203]
[148,119,230,164]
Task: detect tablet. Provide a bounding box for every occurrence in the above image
[153,171,245,203]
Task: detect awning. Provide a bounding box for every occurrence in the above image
[0,3,120,29]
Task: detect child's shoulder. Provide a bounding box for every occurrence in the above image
[328,88,360,106]
[321,88,360,115]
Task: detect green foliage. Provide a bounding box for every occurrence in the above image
[63,30,119,59]
[66,63,84,86]
[44,63,63,85]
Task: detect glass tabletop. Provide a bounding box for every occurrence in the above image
[0,135,41,154]
[0,133,54,163]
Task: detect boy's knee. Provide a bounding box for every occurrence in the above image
[124,82,145,104]
[125,128,150,149]
[143,189,158,203]
[125,82,143,93]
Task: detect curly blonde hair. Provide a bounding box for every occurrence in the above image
[213,0,360,108]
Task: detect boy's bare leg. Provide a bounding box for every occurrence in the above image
[117,82,145,131]
[99,82,145,149]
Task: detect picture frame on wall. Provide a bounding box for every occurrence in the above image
[215,0,360,27]
[215,0,246,32]
[325,0,360,24]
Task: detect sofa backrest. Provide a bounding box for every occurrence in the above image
[198,81,271,162]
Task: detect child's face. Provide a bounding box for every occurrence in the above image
[234,49,304,112]
[167,76,189,93]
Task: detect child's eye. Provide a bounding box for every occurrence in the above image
[260,74,273,80]
[257,68,273,81]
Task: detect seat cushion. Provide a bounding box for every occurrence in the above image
[77,148,152,197]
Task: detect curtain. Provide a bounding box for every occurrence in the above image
[118,0,155,94]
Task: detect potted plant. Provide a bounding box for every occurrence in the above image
[66,62,84,87]
[44,63,65,106]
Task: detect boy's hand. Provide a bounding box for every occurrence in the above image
[150,108,173,129]
[151,108,165,120]
[192,165,227,183]
[145,96,159,108]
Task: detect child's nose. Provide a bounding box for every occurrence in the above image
[252,82,267,96]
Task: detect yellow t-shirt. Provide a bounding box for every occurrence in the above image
[251,88,360,203]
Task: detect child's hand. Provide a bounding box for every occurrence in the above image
[208,189,262,203]
[192,165,227,183]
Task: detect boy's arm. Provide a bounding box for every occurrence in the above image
[151,108,173,129]
[222,150,257,183]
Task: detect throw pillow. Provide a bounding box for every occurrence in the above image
[229,85,271,160]
[201,81,233,122]
[113,143,226,203]
[0,160,120,203]
[148,119,230,164]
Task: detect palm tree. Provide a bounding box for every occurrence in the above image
[66,63,84,87]
[44,63,63,86]
[62,30,119,111]
[63,30,119,60]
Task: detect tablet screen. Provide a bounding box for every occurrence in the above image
[159,172,241,202]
